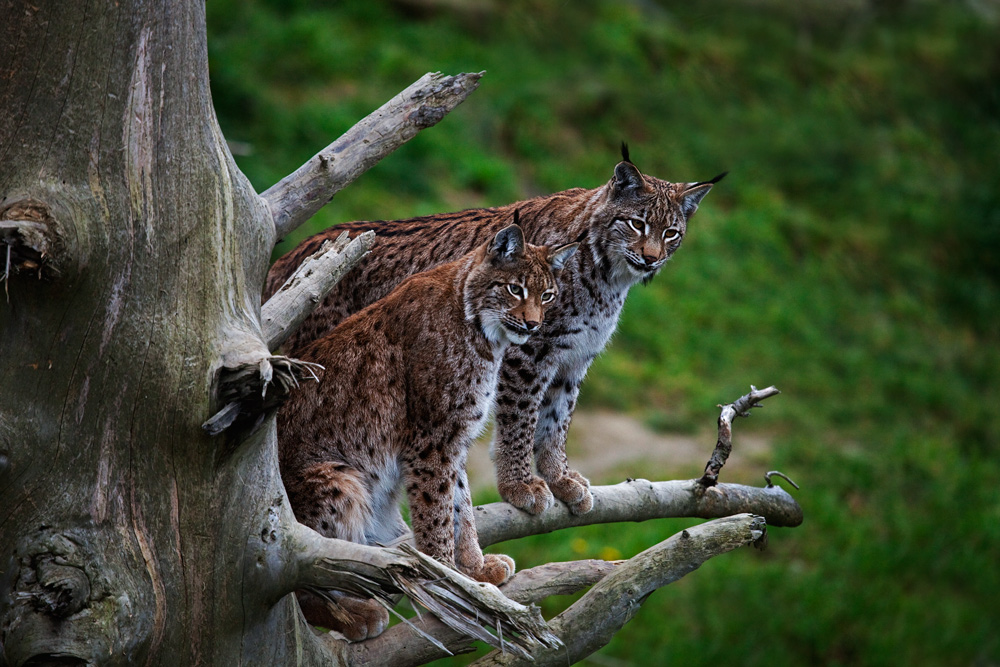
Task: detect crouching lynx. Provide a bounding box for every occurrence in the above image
[278,219,577,639]
[267,146,723,517]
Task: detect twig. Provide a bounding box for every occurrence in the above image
[699,385,781,487]
[260,230,374,351]
[262,71,483,240]
[472,514,767,667]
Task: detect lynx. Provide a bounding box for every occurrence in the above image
[278,220,577,639]
[268,146,723,517]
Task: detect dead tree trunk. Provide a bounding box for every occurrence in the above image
[1,2,801,665]
[0,2,503,665]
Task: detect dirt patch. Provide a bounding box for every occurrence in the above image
[467,410,774,492]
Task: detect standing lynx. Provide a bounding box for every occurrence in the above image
[267,146,723,516]
[278,220,577,639]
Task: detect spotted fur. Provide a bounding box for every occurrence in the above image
[267,150,722,517]
[278,221,577,639]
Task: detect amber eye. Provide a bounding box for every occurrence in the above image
[663,229,681,242]
[541,290,555,304]
[507,284,524,298]
[627,219,643,234]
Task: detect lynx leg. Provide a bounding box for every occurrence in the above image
[404,446,460,567]
[285,462,390,639]
[453,463,514,585]
[534,367,593,514]
[492,344,560,514]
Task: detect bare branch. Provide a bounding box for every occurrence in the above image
[284,522,560,661]
[700,384,781,486]
[474,477,801,548]
[472,514,767,667]
[347,560,619,667]
[263,71,484,240]
[261,230,374,351]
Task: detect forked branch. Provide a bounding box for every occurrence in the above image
[700,384,781,486]
[263,71,483,240]
[261,230,374,351]
[473,514,767,667]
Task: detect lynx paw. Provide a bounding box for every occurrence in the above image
[498,476,553,515]
[473,553,516,586]
[298,591,389,641]
[548,470,593,515]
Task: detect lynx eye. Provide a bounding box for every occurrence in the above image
[627,219,643,234]
[507,284,524,298]
[663,229,681,242]
[541,290,556,304]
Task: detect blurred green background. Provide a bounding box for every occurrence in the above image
[207,1,1000,664]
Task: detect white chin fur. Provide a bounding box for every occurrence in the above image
[505,330,530,345]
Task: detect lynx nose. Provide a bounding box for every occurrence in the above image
[641,253,657,266]
[524,320,541,332]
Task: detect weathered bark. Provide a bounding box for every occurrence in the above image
[0,2,493,665]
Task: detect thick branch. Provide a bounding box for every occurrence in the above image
[474,477,802,548]
[700,385,781,486]
[473,514,767,667]
[285,522,560,661]
[263,71,483,239]
[261,230,374,351]
[347,560,619,667]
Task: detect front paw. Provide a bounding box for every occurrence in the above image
[498,476,553,515]
[548,470,593,515]
[477,553,516,586]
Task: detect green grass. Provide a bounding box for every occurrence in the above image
[206,1,1000,664]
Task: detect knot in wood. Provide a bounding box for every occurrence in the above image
[32,558,91,618]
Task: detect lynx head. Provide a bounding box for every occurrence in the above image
[466,212,578,346]
[592,143,725,285]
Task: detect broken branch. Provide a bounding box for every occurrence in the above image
[347,559,618,666]
[285,522,560,661]
[700,384,781,487]
[263,71,483,240]
[260,230,374,351]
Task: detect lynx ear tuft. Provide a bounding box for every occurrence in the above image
[489,222,525,262]
[547,242,579,271]
[621,141,632,164]
[680,172,726,218]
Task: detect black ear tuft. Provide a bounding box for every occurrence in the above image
[679,174,724,219]
[621,141,632,164]
[693,171,728,187]
[489,222,525,262]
